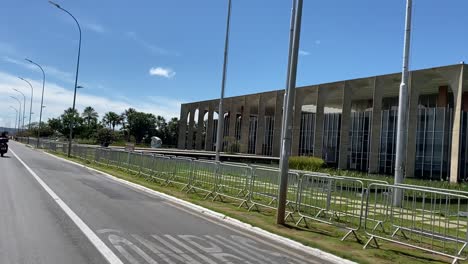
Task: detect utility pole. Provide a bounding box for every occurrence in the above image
[277,0,303,225]
[394,0,413,206]
[215,0,232,162]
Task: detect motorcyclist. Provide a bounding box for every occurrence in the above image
[0,132,8,157]
[0,132,8,143]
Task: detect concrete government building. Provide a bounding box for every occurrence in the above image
[178,64,467,182]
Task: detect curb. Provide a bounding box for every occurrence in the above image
[42,151,357,264]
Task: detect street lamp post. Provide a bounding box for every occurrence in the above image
[13,88,26,132]
[10,96,22,133]
[394,0,413,206]
[9,106,18,135]
[215,0,232,162]
[18,77,34,131]
[277,0,304,225]
[49,1,82,157]
[25,58,45,148]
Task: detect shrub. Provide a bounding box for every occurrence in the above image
[289,156,325,171]
[96,128,115,147]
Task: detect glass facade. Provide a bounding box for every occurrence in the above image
[347,111,372,171]
[262,116,275,156]
[460,112,468,181]
[299,112,315,156]
[414,107,453,180]
[322,113,341,166]
[248,116,258,154]
[379,109,398,174]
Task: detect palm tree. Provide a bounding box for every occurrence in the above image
[102,111,122,131]
[82,106,98,128]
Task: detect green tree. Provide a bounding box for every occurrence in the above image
[61,108,83,139]
[82,106,99,128]
[165,117,179,147]
[126,111,157,143]
[102,111,122,131]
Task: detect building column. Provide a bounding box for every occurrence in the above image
[405,73,418,178]
[205,103,214,151]
[178,105,189,149]
[313,86,326,158]
[291,89,304,156]
[256,95,266,155]
[368,77,381,174]
[450,65,465,183]
[186,108,195,150]
[195,106,204,150]
[338,82,351,169]
[273,91,284,157]
[240,96,250,153]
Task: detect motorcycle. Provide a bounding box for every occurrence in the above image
[0,142,7,157]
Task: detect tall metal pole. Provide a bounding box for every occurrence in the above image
[277,0,303,225]
[10,106,18,135]
[13,88,26,132]
[394,0,413,206]
[25,59,46,148]
[19,77,34,131]
[215,0,232,162]
[49,1,82,157]
[280,0,297,153]
[10,96,22,133]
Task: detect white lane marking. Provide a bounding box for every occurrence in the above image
[108,234,158,264]
[151,235,202,264]
[164,235,218,264]
[9,149,124,264]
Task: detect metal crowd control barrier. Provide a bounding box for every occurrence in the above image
[296,174,365,241]
[169,157,194,189]
[187,160,218,198]
[364,183,468,264]
[248,166,300,215]
[213,162,252,208]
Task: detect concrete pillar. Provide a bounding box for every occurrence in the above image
[338,82,351,169]
[291,89,304,156]
[313,86,326,158]
[405,73,418,178]
[177,105,189,149]
[450,64,465,183]
[273,91,284,157]
[368,77,381,174]
[195,106,204,150]
[205,103,214,151]
[256,95,266,155]
[240,96,250,153]
[187,107,195,150]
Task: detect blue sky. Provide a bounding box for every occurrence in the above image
[0,0,467,127]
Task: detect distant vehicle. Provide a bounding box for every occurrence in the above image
[0,132,9,157]
[151,136,162,148]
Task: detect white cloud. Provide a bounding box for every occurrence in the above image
[0,71,182,128]
[83,22,105,34]
[125,31,180,56]
[149,67,176,79]
[299,50,310,56]
[3,56,74,84]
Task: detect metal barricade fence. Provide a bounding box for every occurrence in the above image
[187,160,217,198]
[213,162,252,208]
[363,183,468,263]
[296,174,365,241]
[168,157,194,188]
[248,166,300,214]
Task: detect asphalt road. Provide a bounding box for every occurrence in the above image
[0,141,337,264]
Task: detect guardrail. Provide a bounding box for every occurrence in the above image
[19,137,468,263]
